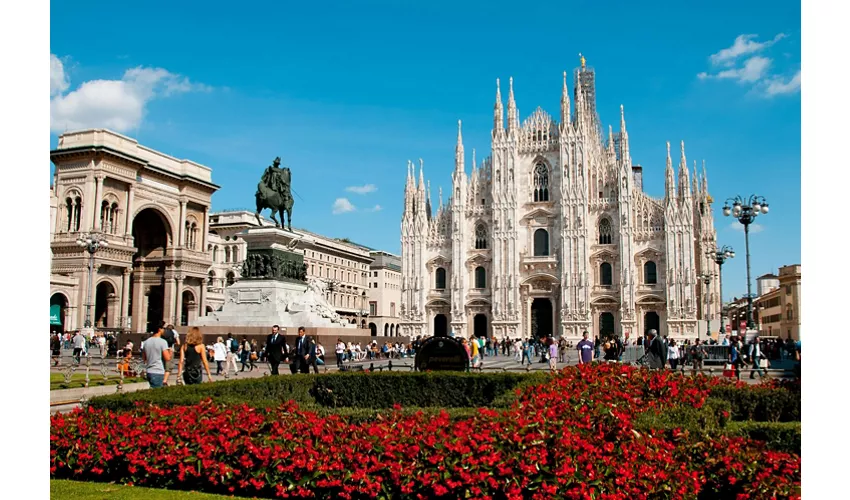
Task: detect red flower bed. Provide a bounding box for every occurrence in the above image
[50,363,800,499]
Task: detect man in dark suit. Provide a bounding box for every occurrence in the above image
[265,325,288,375]
[293,326,311,374]
[645,329,668,369]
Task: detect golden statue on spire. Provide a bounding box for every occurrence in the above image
[579,52,586,70]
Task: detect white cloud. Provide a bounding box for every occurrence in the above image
[332,198,356,214]
[764,70,801,96]
[367,204,382,212]
[716,56,772,83]
[50,54,69,97]
[709,33,786,66]
[50,54,211,134]
[729,222,764,234]
[345,184,377,195]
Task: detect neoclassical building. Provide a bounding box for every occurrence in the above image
[400,61,720,341]
[50,129,218,333]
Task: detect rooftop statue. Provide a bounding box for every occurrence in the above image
[256,156,294,231]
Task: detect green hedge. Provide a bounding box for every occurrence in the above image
[87,372,544,412]
[310,371,547,408]
[726,421,801,454]
[634,397,732,434]
[88,374,315,412]
[709,385,800,422]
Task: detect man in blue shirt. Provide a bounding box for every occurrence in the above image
[576,331,594,365]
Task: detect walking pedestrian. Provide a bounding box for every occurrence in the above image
[178,327,213,385]
[72,330,85,364]
[667,339,680,370]
[51,333,62,366]
[213,337,227,375]
[240,337,251,372]
[690,339,705,374]
[748,336,769,379]
[224,333,239,377]
[265,325,288,375]
[141,327,171,388]
[548,338,558,372]
[576,331,594,365]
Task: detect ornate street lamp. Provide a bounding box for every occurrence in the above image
[697,272,716,337]
[359,290,368,329]
[707,245,735,334]
[723,195,769,329]
[76,233,109,329]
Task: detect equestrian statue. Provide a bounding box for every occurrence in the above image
[256,156,294,231]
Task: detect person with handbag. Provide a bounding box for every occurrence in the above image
[178,327,213,385]
[748,336,769,379]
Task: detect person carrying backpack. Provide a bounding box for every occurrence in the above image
[224,332,239,377]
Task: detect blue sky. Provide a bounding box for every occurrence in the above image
[49,0,800,301]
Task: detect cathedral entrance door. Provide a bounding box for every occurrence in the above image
[599,312,615,338]
[473,314,488,338]
[644,311,660,335]
[433,314,448,337]
[531,298,553,339]
[145,285,164,334]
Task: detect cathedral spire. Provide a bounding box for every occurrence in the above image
[493,78,504,136]
[507,77,519,134]
[619,105,630,165]
[665,142,676,202]
[693,160,700,196]
[678,141,691,201]
[608,125,615,155]
[472,148,476,171]
[438,186,443,211]
[702,160,709,195]
[560,71,570,125]
[574,72,585,128]
[455,119,464,173]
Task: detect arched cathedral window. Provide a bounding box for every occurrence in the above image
[65,195,82,232]
[435,267,446,290]
[474,224,488,249]
[644,261,657,284]
[598,218,612,244]
[600,262,613,286]
[533,228,549,257]
[533,163,549,202]
[474,266,486,289]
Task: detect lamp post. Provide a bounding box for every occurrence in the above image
[76,233,109,329]
[723,195,769,330]
[708,245,735,334]
[697,272,716,337]
[359,290,368,329]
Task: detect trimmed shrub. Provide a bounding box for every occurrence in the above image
[310,371,544,408]
[87,371,544,412]
[634,397,732,434]
[726,421,801,454]
[710,384,800,422]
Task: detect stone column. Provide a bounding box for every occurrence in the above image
[163,269,176,325]
[201,206,209,250]
[92,175,104,231]
[120,268,131,329]
[178,199,187,247]
[124,184,135,238]
[174,275,184,326]
[199,278,207,317]
[131,278,145,333]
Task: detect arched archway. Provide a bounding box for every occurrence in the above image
[531,298,553,338]
[181,290,195,326]
[433,314,448,337]
[369,322,378,337]
[131,207,171,333]
[599,312,616,337]
[384,323,389,336]
[205,305,213,316]
[360,319,366,329]
[226,271,236,286]
[95,281,117,328]
[50,293,68,332]
[644,311,660,335]
[474,314,488,338]
[390,324,395,336]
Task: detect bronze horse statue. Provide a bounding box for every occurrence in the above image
[255,158,294,231]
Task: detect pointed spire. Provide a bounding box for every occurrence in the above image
[418,158,425,196]
[701,160,709,194]
[507,77,518,133]
[472,148,476,171]
[560,71,570,125]
[455,119,464,173]
[693,160,700,195]
[619,105,630,164]
[608,125,614,154]
[438,186,443,210]
[493,78,504,134]
[574,73,585,126]
[678,141,691,201]
[425,179,432,220]
[665,141,676,202]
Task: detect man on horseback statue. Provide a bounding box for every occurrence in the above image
[256,156,295,231]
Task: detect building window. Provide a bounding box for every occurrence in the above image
[533,228,549,257]
[598,218,612,244]
[390,302,396,317]
[226,271,236,286]
[532,163,549,202]
[475,266,486,288]
[66,196,82,232]
[369,302,377,316]
[786,305,793,320]
[643,261,657,284]
[225,247,231,263]
[100,201,119,234]
[435,267,446,290]
[600,262,613,286]
[785,285,791,295]
[475,224,488,249]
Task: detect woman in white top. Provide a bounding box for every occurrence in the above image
[213,337,228,375]
[667,339,680,370]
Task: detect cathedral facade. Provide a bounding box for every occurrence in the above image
[400,61,720,341]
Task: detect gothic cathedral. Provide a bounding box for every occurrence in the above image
[400,60,720,341]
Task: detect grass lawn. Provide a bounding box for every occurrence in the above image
[50,373,145,391]
[50,480,252,499]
